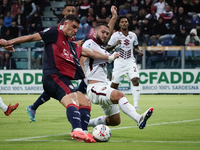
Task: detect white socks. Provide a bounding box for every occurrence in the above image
[73,128,83,131]
[0,97,8,112]
[118,97,140,123]
[88,116,106,127]
[132,86,140,107]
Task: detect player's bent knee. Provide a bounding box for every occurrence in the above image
[110,90,125,102]
[77,91,91,107]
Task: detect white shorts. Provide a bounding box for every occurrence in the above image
[87,82,120,117]
[112,60,139,84]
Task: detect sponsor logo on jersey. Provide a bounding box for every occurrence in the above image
[86,43,91,48]
[43,28,50,33]
[124,39,130,46]
[59,25,63,29]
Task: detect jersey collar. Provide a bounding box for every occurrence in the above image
[92,37,103,46]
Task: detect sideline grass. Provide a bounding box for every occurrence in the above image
[0,94,200,150]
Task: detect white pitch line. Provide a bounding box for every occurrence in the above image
[5,139,200,144]
[5,119,200,142]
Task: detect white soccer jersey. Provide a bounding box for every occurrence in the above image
[82,38,110,83]
[108,31,140,83]
[108,31,138,63]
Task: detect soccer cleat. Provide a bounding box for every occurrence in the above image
[25,105,36,122]
[4,103,19,116]
[87,133,93,138]
[134,106,141,111]
[70,131,96,143]
[76,132,93,141]
[138,107,154,129]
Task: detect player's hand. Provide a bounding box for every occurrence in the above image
[116,40,121,45]
[0,39,9,47]
[139,51,143,56]
[76,39,84,46]
[113,52,119,59]
[111,6,117,17]
[3,45,15,52]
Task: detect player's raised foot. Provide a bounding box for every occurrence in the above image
[4,103,19,116]
[134,106,141,111]
[70,131,96,143]
[25,105,36,122]
[138,107,154,129]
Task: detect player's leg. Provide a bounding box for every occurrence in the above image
[110,82,119,89]
[87,83,121,127]
[77,91,92,137]
[26,91,50,122]
[110,66,122,89]
[61,93,95,143]
[128,63,141,110]
[131,77,141,110]
[0,96,8,113]
[89,105,121,127]
[0,96,19,116]
[110,90,153,129]
[43,75,95,143]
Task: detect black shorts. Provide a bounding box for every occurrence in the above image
[42,74,76,101]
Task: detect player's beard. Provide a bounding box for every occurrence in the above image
[96,34,104,45]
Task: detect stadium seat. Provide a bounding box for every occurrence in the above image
[193,51,200,68]
[42,20,57,28]
[160,38,173,46]
[42,17,58,28]
[13,58,28,69]
[42,11,54,17]
[165,51,180,68]
[20,43,30,48]
[119,9,129,15]
[50,1,66,7]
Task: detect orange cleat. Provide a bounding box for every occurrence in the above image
[76,132,93,141]
[87,133,93,138]
[70,131,95,143]
[4,103,19,116]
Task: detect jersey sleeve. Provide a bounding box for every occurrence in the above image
[133,33,139,46]
[108,33,117,46]
[82,40,91,48]
[39,27,58,44]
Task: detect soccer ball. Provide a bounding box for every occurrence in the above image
[92,124,111,142]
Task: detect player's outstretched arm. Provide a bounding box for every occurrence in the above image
[106,6,118,43]
[81,47,119,61]
[0,33,42,48]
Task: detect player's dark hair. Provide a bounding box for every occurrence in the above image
[64,3,75,9]
[118,15,130,24]
[64,14,80,24]
[94,23,110,31]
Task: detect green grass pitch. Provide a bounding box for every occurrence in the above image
[0,94,200,150]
